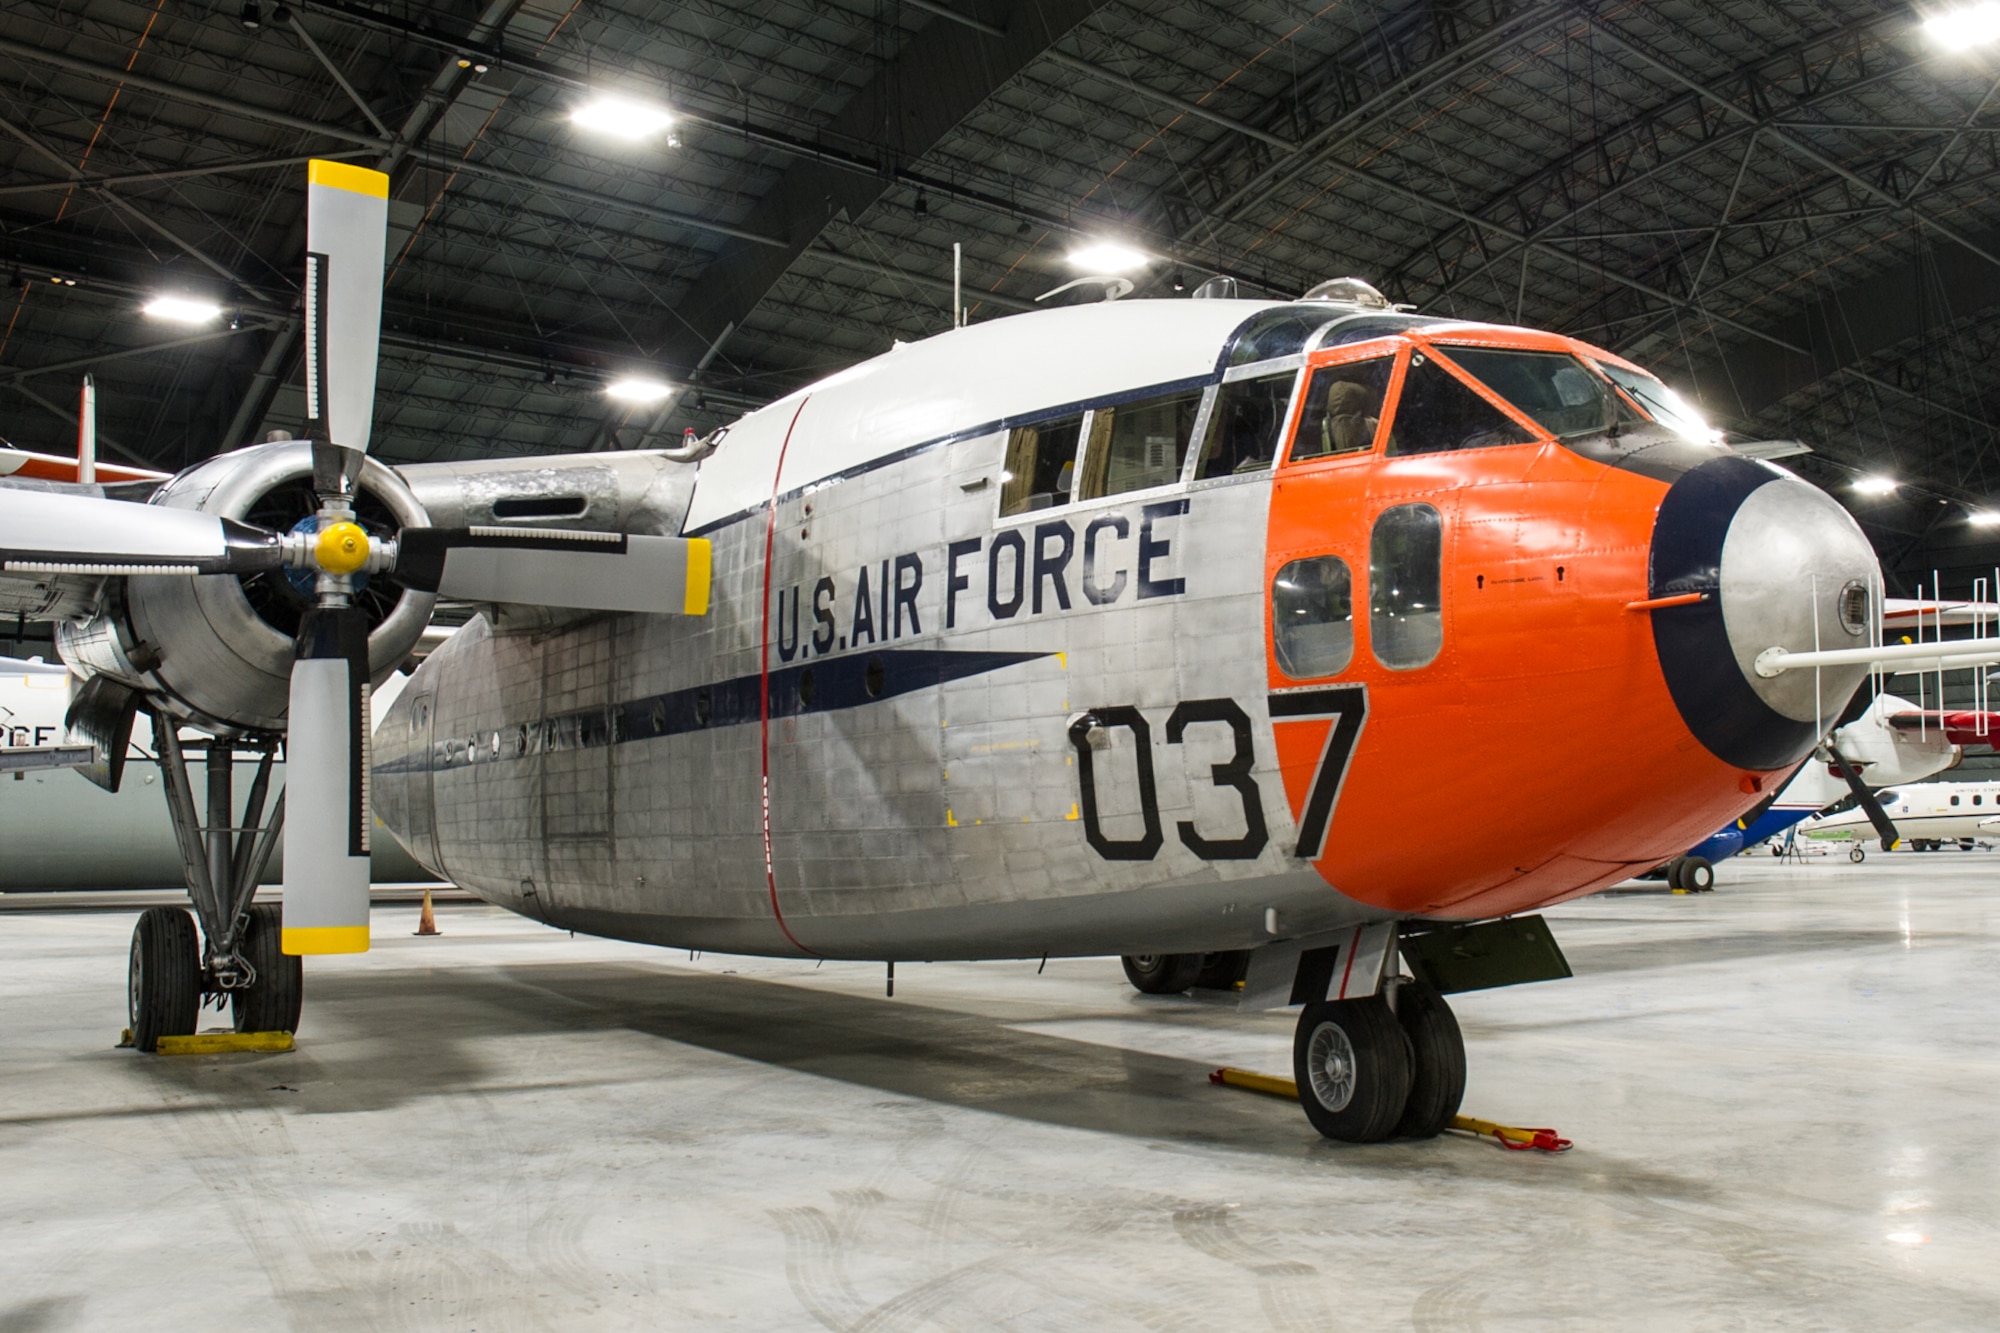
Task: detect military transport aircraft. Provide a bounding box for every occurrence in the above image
[5,160,1993,1144]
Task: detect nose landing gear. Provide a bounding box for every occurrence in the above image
[1293,979,1467,1143]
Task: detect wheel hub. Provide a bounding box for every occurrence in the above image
[1307,1020,1358,1111]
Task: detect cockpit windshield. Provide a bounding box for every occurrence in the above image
[1588,361,1721,444]
[1436,346,1642,439]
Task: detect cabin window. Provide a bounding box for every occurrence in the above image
[1078,389,1203,499]
[1195,372,1297,479]
[1952,795,1961,806]
[999,414,1083,516]
[1271,556,1354,678]
[1291,357,1395,462]
[1385,353,1535,456]
[1441,346,1642,440]
[1370,503,1443,670]
[1977,795,1984,806]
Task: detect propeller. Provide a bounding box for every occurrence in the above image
[0,159,712,956]
[1824,745,1901,853]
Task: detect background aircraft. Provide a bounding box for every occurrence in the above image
[1,656,433,889]
[5,160,1992,1146]
[1807,779,2000,852]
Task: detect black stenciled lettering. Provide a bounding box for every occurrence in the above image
[1081,514,1128,606]
[945,538,980,629]
[1032,521,1074,614]
[851,565,877,645]
[988,529,1026,619]
[774,585,800,662]
[893,553,923,637]
[1068,706,1163,861]
[1167,698,1268,860]
[811,577,836,654]
[1138,498,1189,599]
[1270,685,1368,861]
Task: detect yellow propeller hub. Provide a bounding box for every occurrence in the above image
[314,521,371,575]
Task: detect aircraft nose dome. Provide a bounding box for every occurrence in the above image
[1647,456,1878,770]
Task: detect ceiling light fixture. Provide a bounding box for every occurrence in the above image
[1852,475,1899,496]
[1068,241,1148,273]
[240,2,262,30]
[605,377,674,404]
[1925,3,2000,48]
[142,295,223,325]
[1970,509,2000,526]
[570,96,675,141]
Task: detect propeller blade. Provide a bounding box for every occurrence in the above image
[304,159,388,482]
[1825,745,1901,852]
[0,487,280,576]
[281,604,373,955]
[394,527,711,615]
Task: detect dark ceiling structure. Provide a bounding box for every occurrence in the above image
[7,0,2000,588]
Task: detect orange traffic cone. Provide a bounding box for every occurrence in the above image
[414,888,440,936]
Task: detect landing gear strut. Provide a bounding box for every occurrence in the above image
[126,717,299,1051]
[1293,978,1466,1143]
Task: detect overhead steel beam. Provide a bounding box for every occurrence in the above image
[0,151,372,199]
[657,0,1108,371]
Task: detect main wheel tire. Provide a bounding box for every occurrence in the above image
[1121,953,1204,994]
[1391,981,1466,1139]
[1962,839,1977,852]
[1193,950,1251,990]
[1662,857,1687,889]
[1293,997,1413,1143]
[128,907,200,1054]
[231,903,303,1034]
[1681,856,1714,892]
[1850,845,1866,863]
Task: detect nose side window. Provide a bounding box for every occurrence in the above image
[1271,556,1354,678]
[1000,414,1083,516]
[1078,389,1203,499]
[1385,353,1535,456]
[1370,503,1443,669]
[1195,371,1297,479]
[1291,356,1394,462]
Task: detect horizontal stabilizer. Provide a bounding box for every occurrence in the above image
[396,527,710,615]
[1886,710,2000,748]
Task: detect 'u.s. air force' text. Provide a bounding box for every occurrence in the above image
[772,500,1188,661]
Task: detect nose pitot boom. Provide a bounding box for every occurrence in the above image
[1647,456,1878,771]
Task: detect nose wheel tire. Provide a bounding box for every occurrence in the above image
[1293,997,1413,1142]
[1676,856,1714,892]
[128,907,200,1053]
[1391,981,1467,1139]
[1121,953,1204,994]
[230,903,303,1034]
[1850,845,1866,863]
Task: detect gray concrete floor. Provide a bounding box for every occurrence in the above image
[4,854,1999,1330]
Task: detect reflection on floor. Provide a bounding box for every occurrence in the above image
[3,854,1997,1329]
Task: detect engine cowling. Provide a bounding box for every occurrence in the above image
[56,440,436,733]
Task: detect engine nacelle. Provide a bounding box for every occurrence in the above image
[57,441,435,733]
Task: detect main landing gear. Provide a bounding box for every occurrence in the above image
[1293,979,1466,1142]
[126,721,301,1052]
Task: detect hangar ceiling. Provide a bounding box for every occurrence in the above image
[5,0,2000,588]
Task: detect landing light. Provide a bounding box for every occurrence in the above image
[1925,3,2000,49]
[143,295,222,325]
[1068,241,1148,274]
[1853,475,1899,496]
[571,96,675,141]
[606,377,674,404]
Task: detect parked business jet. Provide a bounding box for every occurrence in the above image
[1807,780,2000,852]
[6,161,1988,1144]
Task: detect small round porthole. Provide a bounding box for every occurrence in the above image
[865,658,885,698]
[1837,580,1870,636]
[798,669,816,708]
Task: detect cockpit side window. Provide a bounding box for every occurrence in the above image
[999,414,1082,516]
[1194,371,1297,479]
[1384,352,1536,456]
[1589,360,1719,444]
[1077,389,1203,499]
[1439,346,1642,440]
[1291,356,1394,462]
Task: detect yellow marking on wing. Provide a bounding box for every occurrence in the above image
[307,159,389,198]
